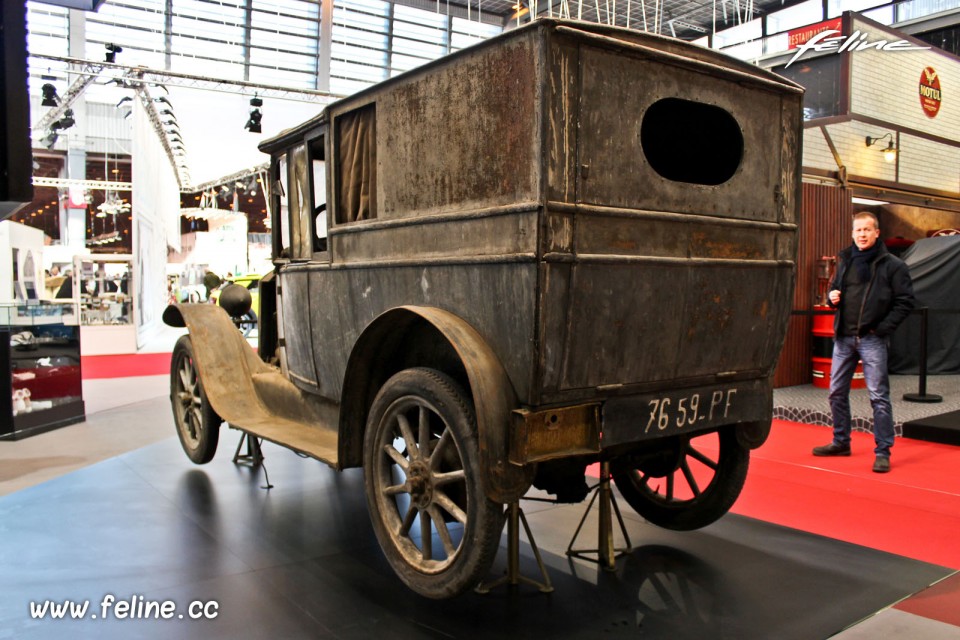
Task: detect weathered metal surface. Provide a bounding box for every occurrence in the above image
[242,19,800,502]
[510,403,601,464]
[302,259,539,403]
[326,31,541,222]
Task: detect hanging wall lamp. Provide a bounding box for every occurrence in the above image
[865,132,898,163]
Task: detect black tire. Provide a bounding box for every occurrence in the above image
[612,427,749,531]
[363,368,503,599]
[170,335,221,464]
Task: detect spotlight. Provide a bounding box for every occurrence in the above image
[41,83,60,107]
[40,131,59,149]
[116,96,132,108]
[245,95,263,134]
[154,96,173,108]
[105,43,123,63]
[54,109,76,130]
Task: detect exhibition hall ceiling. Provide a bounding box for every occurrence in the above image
[395,0,810,40]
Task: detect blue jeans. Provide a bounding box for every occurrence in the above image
[828,334,895,457]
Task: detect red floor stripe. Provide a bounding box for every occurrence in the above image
[589,419,960,570]
[81,352,172,379]
[894,572,960,627]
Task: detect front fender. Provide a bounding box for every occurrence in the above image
[341,306,534,504]
[163,303,272,425]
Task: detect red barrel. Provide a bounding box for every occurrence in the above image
[811,305,865,389]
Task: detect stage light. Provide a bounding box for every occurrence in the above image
[54,109,76,130]
[245,95,263,133]
[105,43,123,63]
[41,83,59,107]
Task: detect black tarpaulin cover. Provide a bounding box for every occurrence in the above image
[889,236,960,374]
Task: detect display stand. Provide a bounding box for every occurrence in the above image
[475,502,553,594]
[2,302,85,439]
[565,461,632,571]
[233,430,264,465]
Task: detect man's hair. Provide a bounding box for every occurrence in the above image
[853,211,879,229]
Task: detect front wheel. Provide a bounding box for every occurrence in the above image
[170,335,221,464]
[612,427,749,531]
[363,368,503,599]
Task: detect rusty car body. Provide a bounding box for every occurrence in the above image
[165,19,802,599]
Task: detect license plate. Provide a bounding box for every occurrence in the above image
[601,379,770,448]
[643,388,738,435]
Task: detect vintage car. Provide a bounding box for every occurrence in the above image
[164,19,802,599]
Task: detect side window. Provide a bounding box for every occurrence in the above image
[287,143,312,259]
[274,155,290,258]
[336,103,376,224]
[309,135,327,252]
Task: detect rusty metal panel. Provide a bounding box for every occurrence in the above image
[307,260,539,402]
[577,46,785,221]
[510,403,600,464]
[366,32,541,221]
[278,269,318,389]
[545,36,580,204]
[553,259,789,393]
[570,209,779,259]
[330,207,539,264]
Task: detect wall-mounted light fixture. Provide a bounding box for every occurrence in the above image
[245,95,263,133]
[865,133,897,163]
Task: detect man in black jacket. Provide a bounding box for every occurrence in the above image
[813,212,914,473]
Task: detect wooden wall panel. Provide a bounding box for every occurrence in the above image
[774,182,853,387]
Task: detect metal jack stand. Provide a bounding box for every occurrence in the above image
[476,502,553,594]
[232,431,273,489]
[233,431,264,465]
[566,461,632,571]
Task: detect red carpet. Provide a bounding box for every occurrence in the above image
[81,352,172,379]
[737,420,960,569]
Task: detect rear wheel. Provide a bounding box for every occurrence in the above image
[612,427,748,531]
[363,368,503,599]
[170,335,221,464]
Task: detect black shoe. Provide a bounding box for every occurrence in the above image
[873,456,890,473]
[812,443,851,457]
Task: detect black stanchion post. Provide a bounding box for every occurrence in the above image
[904,306,942,403]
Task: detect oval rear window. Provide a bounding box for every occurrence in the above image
[640,98,743,186]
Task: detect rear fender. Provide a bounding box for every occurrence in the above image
[340,306,534,504]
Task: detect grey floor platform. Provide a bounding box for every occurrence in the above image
[1,431,951,640]
[773,375,960,436]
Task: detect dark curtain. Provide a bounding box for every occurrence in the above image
[337,105,376,223]
[889,236,960,374]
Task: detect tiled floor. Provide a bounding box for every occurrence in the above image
[773,374,960,435]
